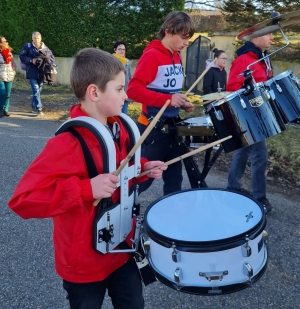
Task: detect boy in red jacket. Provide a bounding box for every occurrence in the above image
[8,48,166,309]
[127,11,195,196]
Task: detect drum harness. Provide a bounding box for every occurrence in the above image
[57,121,157,285]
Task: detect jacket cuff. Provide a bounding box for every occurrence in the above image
[81,179,94,202]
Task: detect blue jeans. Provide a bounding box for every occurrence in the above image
[121,100,129,114]
[62,258,144,309]
[227,140,268,199]
[0,81,13,111]
[29,78,43,110]
[137,123,183,196]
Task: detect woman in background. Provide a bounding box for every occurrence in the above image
[203,48,227,95]
[112,40,132,114]
[0,36,16,118]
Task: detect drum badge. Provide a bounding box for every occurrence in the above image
[249,96,264,107]
[245,211,253,222]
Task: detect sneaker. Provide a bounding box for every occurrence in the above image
[37,109,44,116]
[3,110,10,117]
[32,110,38,114]
[257,197,273,213]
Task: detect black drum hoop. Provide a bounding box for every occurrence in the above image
[143,188,267,253]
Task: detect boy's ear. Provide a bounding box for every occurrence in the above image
[86,84,101,102]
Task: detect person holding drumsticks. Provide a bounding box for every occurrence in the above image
[8,48,167,309]
[127,11,195,196]
[226,33,274,213]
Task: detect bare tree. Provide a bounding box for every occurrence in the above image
[185,0,220,9]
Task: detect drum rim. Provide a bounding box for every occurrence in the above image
[143,188,267,252]
[212,89,246,106]
[265,70,292,85]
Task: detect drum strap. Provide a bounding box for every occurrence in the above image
[67,128,113,211]
[68,128,136,253]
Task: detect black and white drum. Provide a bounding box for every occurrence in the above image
[264,70,300,123]
[143,189,268,295]
[206,87,285,153]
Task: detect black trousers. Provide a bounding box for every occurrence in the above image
[137,123,183,196]
[63,257,144,309]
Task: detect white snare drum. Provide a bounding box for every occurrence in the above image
[143,189,268,295]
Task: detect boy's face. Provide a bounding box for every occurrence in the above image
[164,31,190,52]
[96,71,127,120]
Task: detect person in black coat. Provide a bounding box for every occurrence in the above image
[203,48,227,94]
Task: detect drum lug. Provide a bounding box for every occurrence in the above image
[275,82,282,93]
[242,237,252,257]
[262,230,269,245]
[171,243,181,263]
[269,89,276,101]
[263,90,271,101]
[174,267,182,284]
[199,270,228,282]
[214,109,224,121]
[243,262,253,281]
[240,97,247,109]
[143,239,151,253]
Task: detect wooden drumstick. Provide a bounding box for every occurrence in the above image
[185,58,216,95]
[93,99,171,206]
[137,135,232,178]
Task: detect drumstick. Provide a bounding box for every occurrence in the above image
[93,99,171,206]
[202,99,216,105]
[294,69,300,77]
[185,59,216,95]
[137,135,232,178]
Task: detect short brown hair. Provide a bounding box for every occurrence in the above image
[157,11,195,41]
[70,48,126,100]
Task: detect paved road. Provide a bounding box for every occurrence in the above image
[0,112,299,309]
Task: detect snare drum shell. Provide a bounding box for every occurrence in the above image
[208,88,284,153]
[264,70,300,123]
[144,189,268,295]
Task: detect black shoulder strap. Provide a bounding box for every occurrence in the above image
[68,128,98,178]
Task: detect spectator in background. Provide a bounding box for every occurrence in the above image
[0,36,16,118]
[112,40,132,114]
[203,48,227,94]
[19,32,54,116]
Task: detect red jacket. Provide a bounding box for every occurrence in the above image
[127,39,185,119]
[227,51,269,91]
[8,105,148,283]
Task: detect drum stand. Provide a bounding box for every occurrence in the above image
[177,134,224,188]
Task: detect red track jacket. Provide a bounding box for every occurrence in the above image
[8,105,148,283]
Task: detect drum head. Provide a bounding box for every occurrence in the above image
[181,117,211,126]
[144,189,264,244]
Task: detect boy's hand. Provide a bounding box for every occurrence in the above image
[90,173,119,199]
[181,101,195,113]
[171,93,187,108]
[144,161,167,178]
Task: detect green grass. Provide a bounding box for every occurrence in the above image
[13,73,73,93]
